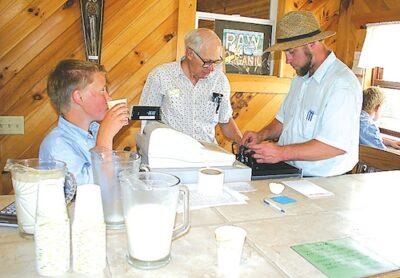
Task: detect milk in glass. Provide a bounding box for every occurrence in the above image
[12,178,39,234]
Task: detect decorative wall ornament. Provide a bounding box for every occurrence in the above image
[79,0,104,64]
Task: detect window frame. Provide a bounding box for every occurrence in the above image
[371,67,400,90]
[371,67,400,137]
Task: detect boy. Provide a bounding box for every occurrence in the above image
[360,87,400,150]
[39,59,129,185]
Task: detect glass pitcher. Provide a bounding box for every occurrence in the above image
[90,147,143,229]
[119,171,190,270]
[5,158,76,236]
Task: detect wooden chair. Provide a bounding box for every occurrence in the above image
[352,144,400,173]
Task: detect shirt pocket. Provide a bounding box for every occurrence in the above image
[302,109,318,140]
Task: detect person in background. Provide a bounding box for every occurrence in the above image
[139,28,242,144]
[240,11,362,177]
[360,86,400,150]
[39,59,129,185]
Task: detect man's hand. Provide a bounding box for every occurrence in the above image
[248,141,284,164]
[96,103,129,149]
[240,131,261,146]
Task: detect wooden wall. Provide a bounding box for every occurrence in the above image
[0,0,181,193]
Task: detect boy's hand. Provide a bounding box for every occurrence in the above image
[389,140,400,150]
[96,103,129,149]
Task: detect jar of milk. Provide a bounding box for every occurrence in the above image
[5,158,76,237]
[119,171,190,270]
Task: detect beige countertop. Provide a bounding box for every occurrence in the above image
[1,171,400,277]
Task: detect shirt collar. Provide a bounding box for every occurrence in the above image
[176,58,186,78]
[360,110,374,123]
[58,116,99,139]
[309,51,336,83]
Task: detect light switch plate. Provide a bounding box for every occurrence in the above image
[0,116,24,135]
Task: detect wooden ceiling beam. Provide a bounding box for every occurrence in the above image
[352,9,400,28]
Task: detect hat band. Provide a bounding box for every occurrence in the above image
[277,29,321,43]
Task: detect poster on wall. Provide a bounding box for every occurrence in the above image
[215,20,272,75]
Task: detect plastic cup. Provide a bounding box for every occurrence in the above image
[215,226,247,275]
[107,98,127,109]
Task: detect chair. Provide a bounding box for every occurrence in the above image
[352,144,400,173]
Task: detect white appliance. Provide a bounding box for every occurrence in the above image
[136,122,251,183]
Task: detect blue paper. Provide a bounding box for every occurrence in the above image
[271,195,296,204]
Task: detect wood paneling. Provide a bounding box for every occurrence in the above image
[0,0,180,193]
[197,0,270,19]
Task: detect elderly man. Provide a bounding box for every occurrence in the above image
[139,28,242,143]
[240,11,362,177]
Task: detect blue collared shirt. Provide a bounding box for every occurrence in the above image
[39,116,99,185]
[359,110,385,149]
[276,52,362,177]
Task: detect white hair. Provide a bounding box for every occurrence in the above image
[184,29,204,53]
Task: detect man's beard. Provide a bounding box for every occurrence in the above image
[296,49,313,76]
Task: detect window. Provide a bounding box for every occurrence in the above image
[358,22,400,135]
[372,67,400,135]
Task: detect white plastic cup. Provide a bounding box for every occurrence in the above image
[107,98,127,109]
[215,226,247,275]
[72,184,106,274]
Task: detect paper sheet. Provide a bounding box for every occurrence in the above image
[178,184,248,212]
[224,182,256,193]
[292,238,399,278]
[282,180,334,199]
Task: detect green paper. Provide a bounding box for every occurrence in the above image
[291,238,398,278]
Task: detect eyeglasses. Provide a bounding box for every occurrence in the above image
[189,48,223,68]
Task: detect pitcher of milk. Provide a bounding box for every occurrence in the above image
[90,147,143,229]
[119,171,190,270]
[5,158,76,236]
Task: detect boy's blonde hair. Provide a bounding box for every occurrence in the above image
[47,59,105,115]
[362,86,385,113]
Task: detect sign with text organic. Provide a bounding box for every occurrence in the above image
[215,20,272,75]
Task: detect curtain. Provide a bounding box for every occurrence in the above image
[358,22,400,69]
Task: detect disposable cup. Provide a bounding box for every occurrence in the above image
[215,226,247,275]
[107,98,127,109]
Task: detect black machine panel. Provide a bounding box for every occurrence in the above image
[234,144,302,180]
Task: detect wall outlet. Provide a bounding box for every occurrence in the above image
[0,116,24,135]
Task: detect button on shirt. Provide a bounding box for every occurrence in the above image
[359,110,385,149]
[39,116,99,185]
[276,52,362,177]
[139,61,233,143]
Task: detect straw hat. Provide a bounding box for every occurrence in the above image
[266,11,336,52]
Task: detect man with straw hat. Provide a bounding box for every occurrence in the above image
[240,11,362,177]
